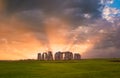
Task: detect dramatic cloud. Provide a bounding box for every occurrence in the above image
[0,0,120,60]
[5,0,102,20]
[101,0,120,23]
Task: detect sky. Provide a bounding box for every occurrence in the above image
[0,0,120,60]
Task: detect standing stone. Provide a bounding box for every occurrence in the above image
[42,52,48,60]
[55,52,63,60]
[64,51,73,60]
[37,53,41,60]
[64,52,69,60]
[69,52,73,60]
[74,53,81,60]
[47,51,53,60]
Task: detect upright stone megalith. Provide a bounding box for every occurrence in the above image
[55,52,63,60]
[42,52,48,60]
[37,53,41,60]
[74,53,81,60]
[47,51,53,60]
[64,51,73,60]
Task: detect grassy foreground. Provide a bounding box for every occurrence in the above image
[0,59,120,78]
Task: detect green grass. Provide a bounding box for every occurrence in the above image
[0,59,120,78]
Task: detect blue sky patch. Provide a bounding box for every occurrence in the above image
[109,0,120,9]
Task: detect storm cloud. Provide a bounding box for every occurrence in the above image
[0,0,120,60]
[5,0,102,20]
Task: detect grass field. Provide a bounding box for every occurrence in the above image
[0,59,120,78]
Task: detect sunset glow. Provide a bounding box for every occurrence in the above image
[0,16,102,60]
[0,0,120,60]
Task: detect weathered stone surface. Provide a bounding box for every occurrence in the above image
[69,52,73,60]
[47,51,53,60]
[64,51,73,60]
[74,53,81,60]
[55,52,63,60]
[42,52,48,60]
[37,53,41,60]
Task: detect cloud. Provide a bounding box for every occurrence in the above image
[101,0,120,23]
[102,6,120,22]
[82,19,120,58]
[4,0,102,22]
[0,0,6,13]
[83,47,120,58]
[1,0,120,59]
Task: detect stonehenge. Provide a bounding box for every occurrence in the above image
[37,51,81,61]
